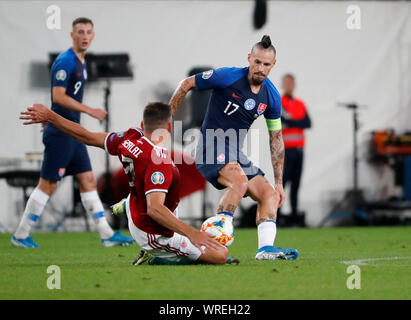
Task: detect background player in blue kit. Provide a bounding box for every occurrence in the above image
[12,17,133,248]
[169,35,298,260]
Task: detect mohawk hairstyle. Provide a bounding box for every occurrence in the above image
[252,35,276,55]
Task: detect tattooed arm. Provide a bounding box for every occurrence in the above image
[269,129,286,207]
[169,76,196,116]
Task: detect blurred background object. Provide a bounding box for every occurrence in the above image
[278,74,311,227]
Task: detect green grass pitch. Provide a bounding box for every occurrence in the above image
[1,227,410,300]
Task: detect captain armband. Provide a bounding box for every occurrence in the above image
[266,118,282,131]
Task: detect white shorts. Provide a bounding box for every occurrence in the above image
[125,196,202,261]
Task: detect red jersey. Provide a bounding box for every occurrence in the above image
[105,128,180,237]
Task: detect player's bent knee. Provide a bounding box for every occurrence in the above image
[78,172,97,192]
[210,247,228,264]
[231,176,249,196]
[38,179,57,196]
[200,245,228,265]
[212,246,228,265]
[233,182,248,197]
[257,185,278,205]
[218,246,229,264]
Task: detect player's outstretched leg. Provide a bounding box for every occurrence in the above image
[113,201,234,265]
[77,172,134,247]
[133,248,236,266]
[11,179,57,248]
[247,175,298,261]
[133,250,199,266]
[139,245,228,266]
[130,231,228,266]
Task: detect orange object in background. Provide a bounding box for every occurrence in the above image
[281,95,307,148]
[372,130,411,155]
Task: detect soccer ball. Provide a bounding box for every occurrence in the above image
[200,215,234,247]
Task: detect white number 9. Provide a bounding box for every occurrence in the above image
[73,81,82,95]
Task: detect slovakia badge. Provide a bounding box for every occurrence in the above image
[58,168,66,178]
[257,103,267,115]
[217,153,225,163]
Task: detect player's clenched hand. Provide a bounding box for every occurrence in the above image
[189,230,221,252]
[275,183,286,208]
[20,104,50,125]
[88,107,107,121]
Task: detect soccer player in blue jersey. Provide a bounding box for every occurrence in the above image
[169,35,298,260]
[11,17,133,248]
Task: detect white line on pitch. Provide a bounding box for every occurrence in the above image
[340,256,411,266]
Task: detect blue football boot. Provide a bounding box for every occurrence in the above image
[11,236,40,248]
[255,245,299,261]
[101,231,135,247]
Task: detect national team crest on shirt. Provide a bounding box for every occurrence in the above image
[202,70,213,79]
[58,168,66,177]
[56,70,67,81]
[257,103,267,115]
[217,153,225,163]
[244,98,256,110]
[83,68,88,80]
[151,172,165,185]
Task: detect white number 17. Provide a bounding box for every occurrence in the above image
[224,101,239,116]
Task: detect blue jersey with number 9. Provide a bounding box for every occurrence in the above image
[49,47,87,125]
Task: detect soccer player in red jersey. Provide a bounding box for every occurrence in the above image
[20,102,228,265]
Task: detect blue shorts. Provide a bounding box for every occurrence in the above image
[195,142,264,190]
[40,130,92,182]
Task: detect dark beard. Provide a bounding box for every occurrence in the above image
[250,76,264,86]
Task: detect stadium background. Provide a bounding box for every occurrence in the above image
[0,0,410,232]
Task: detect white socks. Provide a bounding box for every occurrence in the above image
[80,190,114,239]
[14,188,49,239]
[14,189,114,240]
[216,212,276,249]
[257,220,277,249]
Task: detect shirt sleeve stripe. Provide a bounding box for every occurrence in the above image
[145,189,169,195]
[104,132,115,154]
[131,127,144,135]
[266,118,282,131]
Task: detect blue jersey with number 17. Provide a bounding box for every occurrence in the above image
[195,67,282,146]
